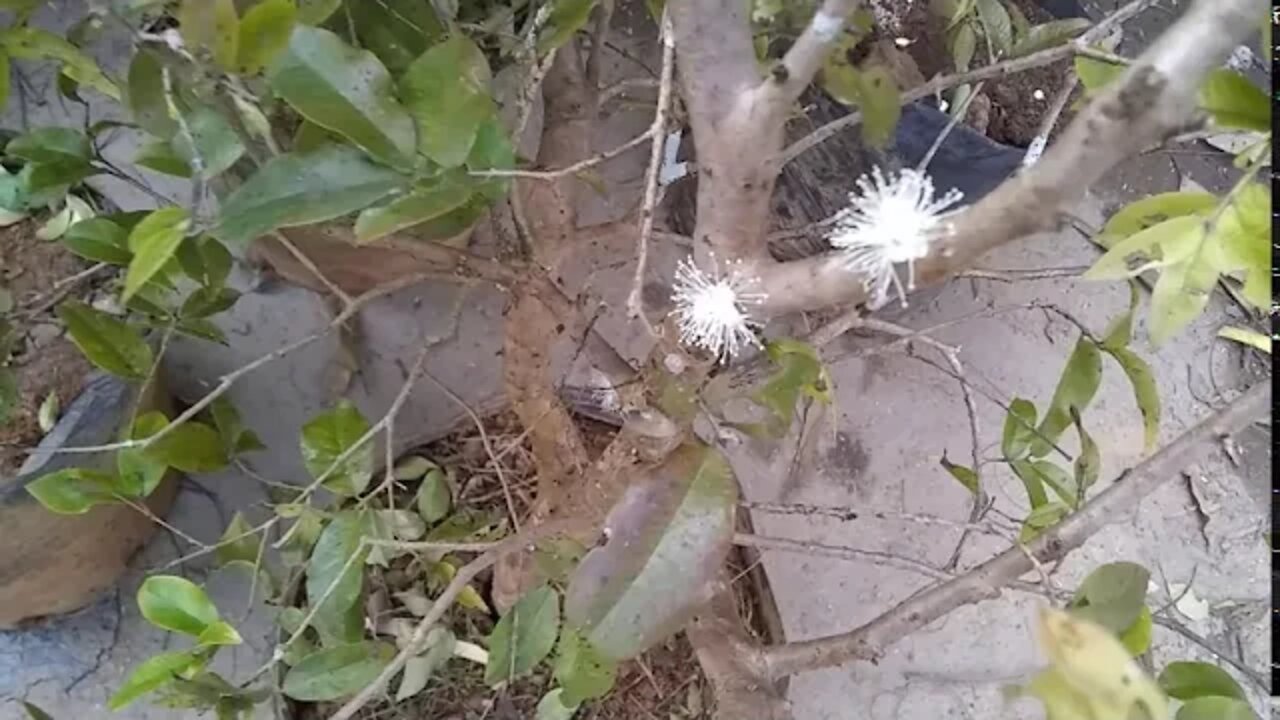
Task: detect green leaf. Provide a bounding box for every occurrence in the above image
[1198,69,1269,132]
[1087,215,1206,281]
[236,0,297,74]
[1011,459,1073,509]
[823,57,901,149]
[20,702,53,720]
[974,0,1013,55]
[939,452,979,495]
[126,50,175,138]
[1010,18,1089,57]
[1097,192,1217,249]
[1117,606,1152,656]
[1175,696,1257,720]
[267,25,416,168]
[177,236,234,290]
[1018,501,1068,542]
[109,650,208,710]
[1149,255,1217,346]
[565,443,738,661]
[416,467,452,524]
[0,367,15,425]
[178,0,240,70]
[56,300,154,379]
[144,420,230,473]
[306,510,369,646]
[467,118,516,202]
[1103,346,1160,452]
[1212,182,1270,309]
[1069,410,1098,501]
[539,0,598,54]
[0,27,120,100]
[301,400,373,495]
[398,35,494,167]
[172,107,246,180]
[138,575,221,636]
[1067,561,1149,634]
[554,627,618,706]
[536,689,580,720]
[297,0,341,24]
[1218,326,1270,353]
[753,339,830,437]
[281,641,395,701]
[1158,661,1247,701]
[1001,397,1038,461]
[62,217,131,264]
[354,178,474,243]
[7,127,90,165]
[210,395,266,454]
[196,620,244,646]
[124,208,191,302]
[347,0,444,73]
[213,145,407,246]
[25,467,121,514]
[1031,338,1101,456]
[216,512,261,568]
[118,411,169,497]
[136,139,192,178]
[1074,54,1123,94]
[949,21,977,71]
[0,53,9,116]
[394,627,455,701]
[485,585,561,686]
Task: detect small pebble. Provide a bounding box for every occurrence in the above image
[1032,89,1046,101]
[894,37,911,47]
[26,323,62,349]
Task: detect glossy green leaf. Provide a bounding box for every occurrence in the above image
[1018,501,1068,542]
[306,510,369,646]
[282,641,395,701]
[180,287,239,319]
[1069,410,1098,502]
[1067,561,1148,634]
[539,0,598,54]
[485,585,561,686]
[62,217,131,264]
[7,127,90,165]
[267,25,416,168]
[109,650,208,710]
[554,627,618,705]
[138,575,221,636]
[196,620,244,646]
[398,35,494,167]
[179,0,240,70]
[536,689,580,720]
[118,411,169,497]
[297,0,341,24]
[177,236,233,290]
[565,443,738,661]
[354,178,474,243]
[216,512,261,568]
[172,107,245,180]
[56,300,154,379]
[1117,605,1152,656]
[974,0,1013,55]
[124,207,190,302]
[0,27,120,100]
[394,627,455,701]
[1074,54,1123,94]
[416,468,452,524]
[348,0,444,73]
[144,420,229,473]
[126,50,175,138]
[939,452,979,495]
[1198,69,1269,132]
[1031,338,1101,456]
[1175,696,1257,720]
[236,0,297,74]
[1001,397,1038,461]
[1158,661,1247,701]
[1103,345,1160,452]
[25,467,121,514]
[213,145,406,246]
[1010,18,1088,57]
[301,400,373,495]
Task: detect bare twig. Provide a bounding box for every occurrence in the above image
[1150,612,1270,691]
[626,8,675,324]
[15,262,109,320]
[469,128,653,180]
[271,231,354,308]
[761,381,1270,678]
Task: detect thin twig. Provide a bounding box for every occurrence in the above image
[1150,612,1270,691]
[734,533,954,584]
[15,262,109,320]
[626,8,675,325]
[469,128,653,180]
[161,66,205,219]
[270,231,354,308]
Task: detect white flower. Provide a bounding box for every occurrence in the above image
[827,167,965,309]
[670,255,765,362]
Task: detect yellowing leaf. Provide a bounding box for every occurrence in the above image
[1086,215,1206,281]
[1149,255,1217,346]
[1035,607,1168,719]
[1198,69,1269,132]
[1097,191,1217,249]
[236,0,297,74]
[1218,326,1270,353]
[123,207,190,302]
[0,27,120,100]
[179,0,240,71]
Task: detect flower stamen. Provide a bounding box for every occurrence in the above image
[669,255,766,362]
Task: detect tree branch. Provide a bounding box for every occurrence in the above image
[760,381,1270,678]
[754,0,1266,315]
[750,0,861,125]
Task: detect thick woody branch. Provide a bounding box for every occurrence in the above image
[761,381,1270,678]
[750,0,861,125]
[754,0,1266,315]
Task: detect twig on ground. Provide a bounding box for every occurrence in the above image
[760,381,1270,678]
[626,8,675,326]
[15,262,110,320]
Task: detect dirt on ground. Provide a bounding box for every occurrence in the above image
[0,221,96,474]
[897,0,1077,147]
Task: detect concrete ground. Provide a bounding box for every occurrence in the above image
[1,1,1270,719]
